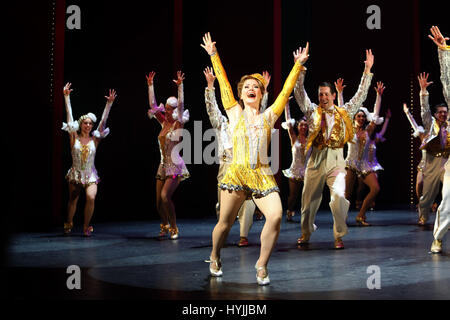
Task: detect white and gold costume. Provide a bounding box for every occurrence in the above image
[418,77,450,224]
[433,45,450,241]
[294,68,373,240]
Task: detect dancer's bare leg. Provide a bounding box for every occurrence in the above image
[161,177,181,229]
[253,192,282,277]
[67,182,82,224]
[358,172,380,220]
[210,190,246,265]
[83,184,97,230]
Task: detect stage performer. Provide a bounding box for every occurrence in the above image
[417,70,449,227]
[201,32,308,285]
[204,67,270,247]
[343,81,386,226]
[403,103,428,206]
[146,70,190,240]
[281,98,310,222]
[427,26,450,253]
[294,49,374,249]
[62,83,116,236]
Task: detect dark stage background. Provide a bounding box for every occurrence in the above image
[6,0,450,233]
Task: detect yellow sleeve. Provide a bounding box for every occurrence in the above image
[210,53,238,110]
[270,61,304,117]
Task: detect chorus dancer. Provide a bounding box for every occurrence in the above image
[294,50,374,249]
[281,98,310,222]
[201,32,308,285]
[427,26,450,253]
[146,70,190,240]
[417,70,449,227]
[204,67,270,247]
[62,83,117,236]
[403,103,427,205]
[343,81,386,226]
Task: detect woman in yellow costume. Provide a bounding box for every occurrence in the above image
[201,32,308,285]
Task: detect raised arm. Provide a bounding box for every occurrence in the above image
[377,109,391,142]
[266,43,309,125]
[201,32,240,120]
[335,78,346,107]
[293,45,314,117]
[93,89,116,141]
[418,72,433,130]
[372,81,385,122]
[344,49,374,118]
[62,83,78,146]
[204,66,226,129]
[63,83,74,124]
[281,97,297,145]
[403,103,424,139]
[172,70,189,126]
[260,71,271,112]
[146,72,165,124]
[429,26,450,106]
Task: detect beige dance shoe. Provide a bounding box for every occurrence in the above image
[431,240,442,254]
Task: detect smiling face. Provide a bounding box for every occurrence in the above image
[354,111,367,127]
[80,118,94,135]
[238,76,264,109]
[318,85,336,109]
[297,120,308,136]
[435,105,448,124]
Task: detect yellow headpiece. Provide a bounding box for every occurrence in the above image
[249,73,266,88]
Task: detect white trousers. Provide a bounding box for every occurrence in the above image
[433,159,450,240]
[300,147,349,239]
[418,155,446,221]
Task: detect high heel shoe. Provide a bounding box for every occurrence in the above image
[255,263,270,286]
[356,216,370,226]
[158,224,170,237]
[286,210,295,222]
[169,227,179,240]
[205,257,223,277]
[63,222,73,234]
[83,226,93,237]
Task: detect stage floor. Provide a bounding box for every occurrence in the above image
[5,208,450,300]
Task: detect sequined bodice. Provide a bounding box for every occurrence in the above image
[232,113,271,169]
[291,140,308,170]
[158,122,183,165]
[71,138,96,172]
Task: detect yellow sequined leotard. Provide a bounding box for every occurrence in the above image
[210,51,304,199]
[219,113,277,199]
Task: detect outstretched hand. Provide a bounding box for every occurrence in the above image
[262,71,271,90]
[173,71,185,86]
[364,49,374,73]
[375,81,385,95]
[417,72,433,91]
[63,82,73,96]
[146,72,156,86]
[403,103,409,114]
[293,42,309,65]
[334,78,346,93]
[105,89,117,103]
[428,25,448,48]
[201,32,217,55]
[203,66,216,87]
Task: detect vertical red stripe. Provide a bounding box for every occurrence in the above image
[51,0,66,226]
